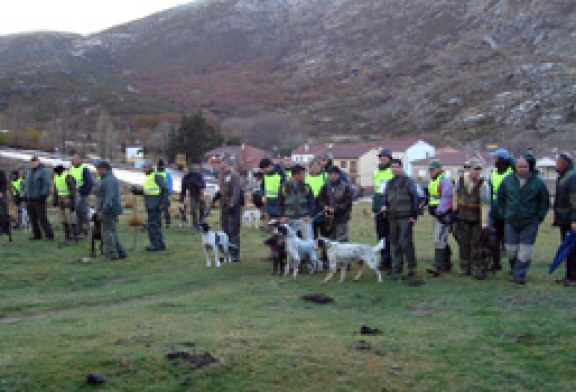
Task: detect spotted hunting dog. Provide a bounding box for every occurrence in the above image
[277,224,320,277]
[199,223,232,267]
[319,238,385,283]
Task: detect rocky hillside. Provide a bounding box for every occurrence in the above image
[1,0,575,150]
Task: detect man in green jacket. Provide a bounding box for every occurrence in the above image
[132,161,168,251]
[94,160,126,261]
[25,156,54,241]
[497,154,550,284]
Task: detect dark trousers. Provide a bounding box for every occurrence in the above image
[26,199,54,239]
[491,219,505,270]
[221,205,241,261]
[147,208,165,248]
[190,195,204,227]
[389,218,416,273]
[162,200,171,226]
[375,213,391,269]
[560,225,576,280]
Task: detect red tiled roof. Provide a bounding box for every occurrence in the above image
[206,145,269,170]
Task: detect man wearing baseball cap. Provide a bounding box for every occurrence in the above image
[25,156,54,241]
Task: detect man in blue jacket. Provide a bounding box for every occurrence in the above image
[94,160,126,260]
[498,154,550,284]
[25,156,54,241]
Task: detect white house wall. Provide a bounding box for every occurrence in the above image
[404,141,435,176]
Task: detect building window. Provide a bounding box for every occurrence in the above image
[350,161,357,173]
[341,160,348,169]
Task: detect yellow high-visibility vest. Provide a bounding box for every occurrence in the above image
[428,172,445,206]
[264,173,282,200]
[54,171,70,197]
[305,173,326,197]
[69,164,86,188]
[11,178,23,196]
[143,173,161,196]
[373,167,393,194]
[490,167,513,200]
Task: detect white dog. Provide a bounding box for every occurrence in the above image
[277,224,320,277]
[199,223,232,267]
[242,209,262,229]
[319,238,385,283]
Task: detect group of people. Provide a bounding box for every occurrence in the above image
[0,154,93,244]
[1,145,575,286]
[256,147,575,285]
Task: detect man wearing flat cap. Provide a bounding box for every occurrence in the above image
[94,160,126,260]
[318,165,353,243]
[454,159,490,279]
[553,153,576,285]
[132,161,168,251]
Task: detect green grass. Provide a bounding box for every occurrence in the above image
[1,204,575,391]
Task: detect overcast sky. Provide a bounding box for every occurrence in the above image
[0,0,197,36]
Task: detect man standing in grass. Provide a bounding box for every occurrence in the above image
[69,154,93,239]
[552,153,576,285]
[498,154,549,285]
[426,159,455,276]
[52,161,77,244]
[382,159,419,278]
[215,157,243,262]
[454,159,490,279]
[132,161,168,251]
[25,156,54,241]
[279,164,315,241]
[318,165,353,243]
[94,160,127,261]
[373,148,394,271]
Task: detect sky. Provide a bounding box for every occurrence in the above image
[0,0,197,36]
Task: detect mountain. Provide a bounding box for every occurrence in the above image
[1,0,575,150]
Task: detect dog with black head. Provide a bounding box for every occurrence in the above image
[199,222,232,267]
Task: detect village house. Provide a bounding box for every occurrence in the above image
[411,150,493,184]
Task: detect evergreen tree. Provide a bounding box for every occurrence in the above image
[168,112,223,164]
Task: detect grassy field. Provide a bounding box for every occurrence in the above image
[1,203,575,392]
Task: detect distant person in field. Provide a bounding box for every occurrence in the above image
[305,158,328,239]
[69,154,93,239]
[382,159,419,278]
[372,148,394,271]
[259,158,286,218]
[0,168,8,236]
[180,162,206,230]
[52,161,78,244]
[25,156,54,241]
[9,169,26,229]
[94,160,126,261]
[552,153,576,285]
[487,148,514,272]
[156,159,173,228]
[131,161,168,251]
[426,159,455,276]
[454,159,491,280]
[278,164,315,241]
[318,165,353,243]
[497,154,549,285]
[214,157,243,262]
